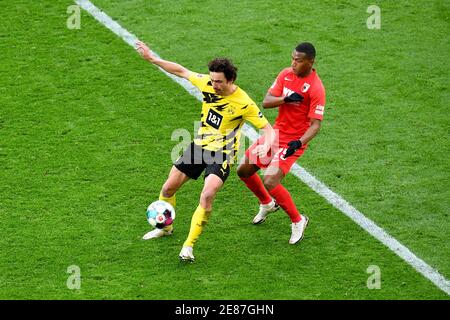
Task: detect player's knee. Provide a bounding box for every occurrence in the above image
[237,164,252,178]
[263,175,279,191]
[200,189,216,206]
[236,166,246,178]
[161,183,176,198]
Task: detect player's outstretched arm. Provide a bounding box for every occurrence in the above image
[136,41,192,79]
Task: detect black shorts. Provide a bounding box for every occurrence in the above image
[174,142,231,183]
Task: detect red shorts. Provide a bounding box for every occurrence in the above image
[245,135,306,175]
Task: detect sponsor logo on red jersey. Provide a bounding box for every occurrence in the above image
[302,83,310,93]
[315,105,324,115]
[282,87,296,97]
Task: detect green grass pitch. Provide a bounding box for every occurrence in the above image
[0,0,448,299]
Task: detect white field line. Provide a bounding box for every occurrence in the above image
[75,0,450,295]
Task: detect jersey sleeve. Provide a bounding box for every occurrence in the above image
[307,81,326,120]
[243,103,269,129]
[268,70,285,97]
[188,72,209,90]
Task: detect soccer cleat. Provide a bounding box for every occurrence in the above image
[252,200,280,224]
[289,215,309,244]
[179,246,195,262]
[142,228,173,240]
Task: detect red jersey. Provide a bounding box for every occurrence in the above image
[269,68,326,143]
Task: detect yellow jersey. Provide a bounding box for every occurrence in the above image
[188,73,268,158]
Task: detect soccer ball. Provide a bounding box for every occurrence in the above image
[146,200,176,229]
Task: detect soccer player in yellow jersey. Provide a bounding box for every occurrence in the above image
[136,41,275,261]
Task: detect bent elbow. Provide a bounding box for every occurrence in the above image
[311,120,321,132]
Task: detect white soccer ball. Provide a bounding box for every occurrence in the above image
[146,200,176,229]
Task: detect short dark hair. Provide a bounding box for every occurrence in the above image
[208,58,238,82]
[295,42,316,59]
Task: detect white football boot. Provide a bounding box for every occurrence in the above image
[179,246,195,262]
[142,227,173,240]
[289,215,309,244]
[252,199,280,224]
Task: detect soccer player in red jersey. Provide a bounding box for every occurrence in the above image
[237,42,326,244]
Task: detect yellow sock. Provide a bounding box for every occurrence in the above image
[159,193,176,208]
[183,205,211,247]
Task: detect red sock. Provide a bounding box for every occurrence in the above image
[268,184,301,223]
[240,174,272,205]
